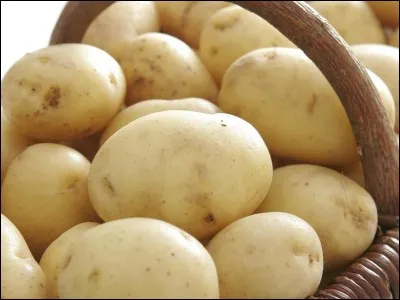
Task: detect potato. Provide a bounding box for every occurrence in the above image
[89,111,273,240]
[368,1,399,28]
[119,33,218,105]
[1,44,126,141]
[218,48,395,166]
[199,5,295,84]
[40,222,100,298]
[256,165,378,272]
[57,218,219,298]
[352,44,399,132]
[100,97,222,145]
[1,108,35,182]
[156,1,232,49]
[1,143,100,260]
[1,214,47,299]
[62,131,103,162]
[207,212,323,298]
[82,1,159,61]
[390,27,399,47]
[308,1,385,45]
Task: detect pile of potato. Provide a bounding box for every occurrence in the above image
[1,1,398,299]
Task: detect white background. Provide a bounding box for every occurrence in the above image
[1,1,67,79]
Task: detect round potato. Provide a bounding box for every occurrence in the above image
[1,44,126,141]
[100,97,222,145]
[1,108,35,182]
[390,27,399,47]
[156,1,232,48]
[57,218,219,298]
[368,1,399,28]
[1,143,100,260]
[207,212,323,298]
[308,1,385,45]
[40,222,100,299]
[82,1,159,61]
[1,214,47,299]
[352,44,399,132]
[89,111,273,240]
[199,5,295,84]
[218,48,396,166]
[119,33,218,105]
[256,165,378,272]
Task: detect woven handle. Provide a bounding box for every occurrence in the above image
[50,1,399,215]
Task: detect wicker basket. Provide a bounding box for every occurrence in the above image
[50,1,399,299]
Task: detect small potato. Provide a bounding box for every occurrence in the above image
[352,44,399,132]
[207,212,324,299]
[82,1,159,61]
[57,218,219,298]
[119,33,218,105]
[1,143,100,260]
[199,5,295,84]
[40,222,100,298]
[308,1,385,45]
[1,44,126,141]
[100,97,222,145]
[368,1,399,28]
[89,111,273,240]
[1,214,47,299]
[218,48,395,166]
[256,165,378,272]
[156,1,232,48]
[1,108,35,182]
[390,27,399,47]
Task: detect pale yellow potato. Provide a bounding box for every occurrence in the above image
[308,1,385,45]
[1,108,35,182]
[368,1,399,28]
[88,111,273,240]
[40,222,100,299]
[82,1,160,61]
[119,33,218,105]
[100,97,222,145]
[390,27,399,47]
[1,143,101,260]
[256,165,378,272]
[57,218,219,298]
[207,212,323,298]
[156,1,232,48]
[218,48,395,166]
[199,5,295,84]
[1,44,126,141]
[352,44,399,132]
[1,214,47,299]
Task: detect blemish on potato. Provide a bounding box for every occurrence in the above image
[179,230,191,241]
[62,254,72,270]
[146,267,151,272]
[204,213,215,223]
[102,175,115,196]
[307,94,318,115]
[210,47,219,56]
[108,73,117,86]
[43,85,61,109]
[194,163,207,181]
[265,51,277,60]
[88,268,100,282]
[166,271,171,276]
[67,178,80,190]
[213,16,240,31]
[186,282,190,288]
[247,244,256,255]
[37,56,51,64]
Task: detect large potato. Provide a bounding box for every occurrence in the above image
[40,222,100,298]
[89,111,273,240]
[207,212,323,299]
[390,27,399,47]
[352,44,399,132]
[1,214,47,299]
[199,5,295,84]
[1,108,35,182]
[218,48,395,166]
[1,44,126,141]
[368,1,399,28]
[82,1,159,61]
[57,218,219,298]
[256,165,378,272]
[308,1,385,45]
[1,143,100,260]
[119,33,218,105]
[100,97,222,145]
[156,1,232,49]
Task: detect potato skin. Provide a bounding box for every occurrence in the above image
[1,143,100,260]
[207,212,324,298]
[256,165,378,272]
[89,111,273,240]
[57,218,219,298]
[1,44,126,141]
[1,214,47,299]
[40,222,100,298]
[100,97,222,145]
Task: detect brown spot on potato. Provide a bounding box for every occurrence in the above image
[88,268,100,282]
[109,73,117,86]
[204,213,215,223]
[186,282,190,288]
[146,267,151,272]
[194,163,207,181]
[67,178,80,190]
[38,56,51,64]
[167,271,171,276]
[210,47,219,56]
[247,244,256,255]
[265,51,277,60]
[213,16,240,31]
[102,175,115,196]
[63,254,72,270]
[43,85,61,109]
[307,94,318,115]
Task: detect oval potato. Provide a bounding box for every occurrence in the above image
[368,1,399,28]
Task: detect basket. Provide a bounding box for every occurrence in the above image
[50,1,399,299]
